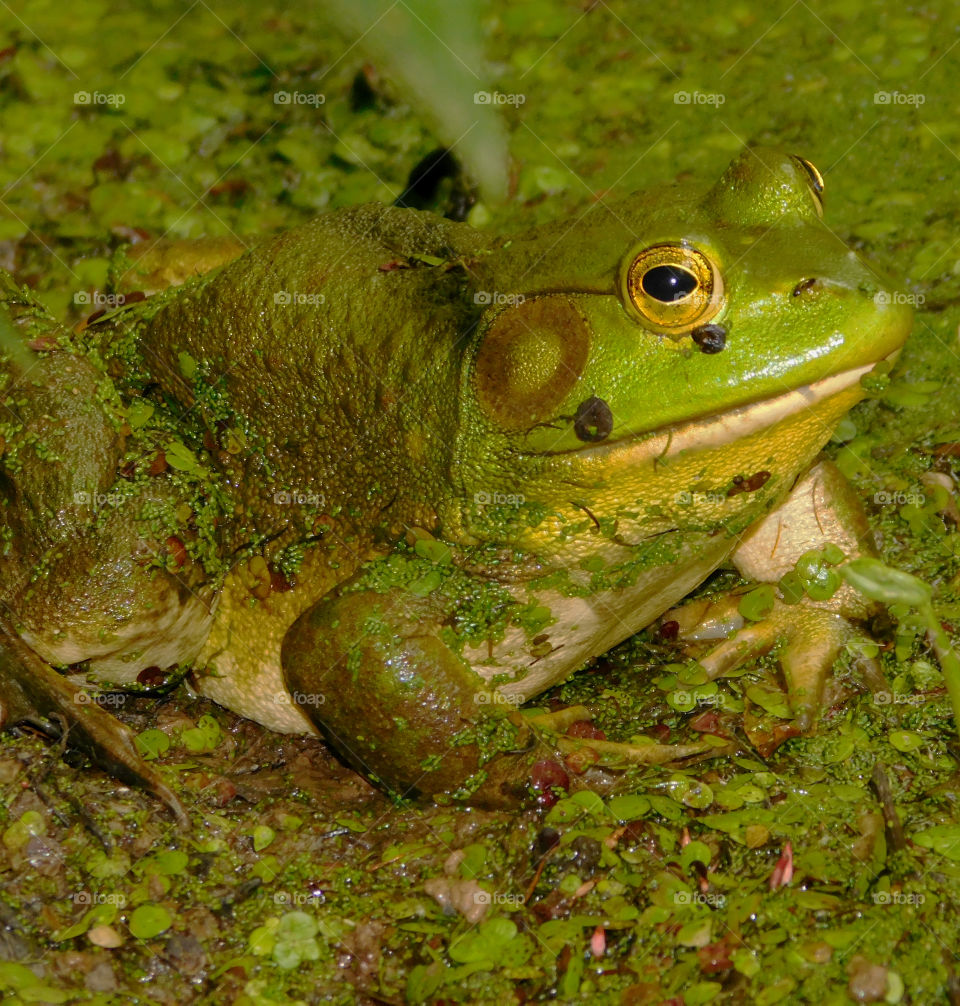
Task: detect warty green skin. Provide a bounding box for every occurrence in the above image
[0,147,913,809]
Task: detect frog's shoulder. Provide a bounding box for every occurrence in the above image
[336,202,488,262]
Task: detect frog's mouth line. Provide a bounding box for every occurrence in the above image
[545,359,884,463]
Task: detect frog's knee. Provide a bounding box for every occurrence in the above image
[281,590,521,798]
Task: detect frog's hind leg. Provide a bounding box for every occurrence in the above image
[281,587,540,806]
[0,273,190,825]
[281,583,719,807]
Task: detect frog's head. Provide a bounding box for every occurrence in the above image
[449,147,912,551]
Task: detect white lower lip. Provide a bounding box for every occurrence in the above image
[557,361,875,462]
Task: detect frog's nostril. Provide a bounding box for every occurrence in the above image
[792,278,819,297]
[691,323,727,354]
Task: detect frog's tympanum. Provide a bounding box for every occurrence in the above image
[0,149,912,819]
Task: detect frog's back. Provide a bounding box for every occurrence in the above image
[140,205,486,545]
[129,206,490,729]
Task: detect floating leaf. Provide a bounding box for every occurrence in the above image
[888,730,926,752]
[912,825,960,860]
[680,840,712,870]
[252,826,276,852]
[180,714,221,753]
[164,439,201,473]
[2,810,46,850]
[251,855,281,883]
[53,903,117,942]
[125,399,154,430]
[684,982,722,1004]
[273,911,320,969]
[606,794,651,821]
[746,685,791,719]
[449,916,530,966]
[144,850,189,876]
[841,558,932,608]
[128,904,172,939]
[739,584,776,621]
[408,570,443,596]
[458,843,487,879]
[570,790,605,816]
[795,550,841,601]
[248,917,278,956]
[135,729,170,760]
[414,538,452,564]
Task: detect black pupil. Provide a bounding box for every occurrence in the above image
[641,265,698,303]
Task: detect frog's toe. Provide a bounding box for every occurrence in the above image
[774,609,856,730]
[691,601,859,730]
[0,614,188,828]
[555,734,723,766]
[665,594,746,642]
[526,707,723,766]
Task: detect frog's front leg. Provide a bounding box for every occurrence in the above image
[282,577,714,806]
[669,460,881,728]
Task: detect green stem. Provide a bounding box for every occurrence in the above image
[921,603,960,733]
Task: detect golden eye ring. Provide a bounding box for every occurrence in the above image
[622,243,724,333]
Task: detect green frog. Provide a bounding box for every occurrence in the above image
[0,148,912,820]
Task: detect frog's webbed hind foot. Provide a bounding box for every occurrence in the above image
[666,461,886,730]
[681,599,858,730]
[0,613,188,828]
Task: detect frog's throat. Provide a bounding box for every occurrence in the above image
[547,360,877,462]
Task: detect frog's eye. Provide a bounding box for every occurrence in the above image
[790,155,824,217]
[622,243,723,333]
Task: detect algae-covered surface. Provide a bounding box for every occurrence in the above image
[2,1,960,1003]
